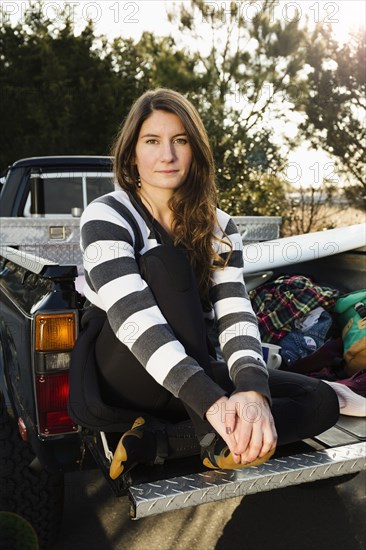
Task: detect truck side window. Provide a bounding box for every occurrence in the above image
[43,176,83,215]
[87,176,115,203]
[24,175,83,217]
[24,173,115,217]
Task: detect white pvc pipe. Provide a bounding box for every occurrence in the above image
[242,223,366,274]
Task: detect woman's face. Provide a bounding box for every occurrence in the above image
[134,110,193,194]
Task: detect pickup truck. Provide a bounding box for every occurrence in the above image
[1,156,365,549]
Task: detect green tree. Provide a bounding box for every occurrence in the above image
[219,171,289,217]
[5,0,359,229]
[0,3,145,168]
[165,0,309,216]
[129,32,202,93]
[300,25,366,209]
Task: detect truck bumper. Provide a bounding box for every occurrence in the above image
[129,441,365,519]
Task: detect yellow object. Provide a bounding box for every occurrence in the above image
[203,447,275,470]
[109,417,146,480]
[35,313,76,351]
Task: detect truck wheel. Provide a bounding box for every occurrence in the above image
[0,398,64,549]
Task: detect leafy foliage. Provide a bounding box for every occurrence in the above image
[167,0,310,204]
[0,0,363,226]
[219,171,288,218]
[0,5,145,166]
[300,25,366,209]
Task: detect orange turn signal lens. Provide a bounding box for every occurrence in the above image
[35,313,76,351]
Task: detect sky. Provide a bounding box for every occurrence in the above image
[10,0,359,44]
[3,0,365,187]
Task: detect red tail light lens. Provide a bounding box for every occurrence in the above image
[36,372,77,435]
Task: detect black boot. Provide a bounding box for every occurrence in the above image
[110,417,200,480]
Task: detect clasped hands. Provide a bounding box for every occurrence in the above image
[205,392,277,465]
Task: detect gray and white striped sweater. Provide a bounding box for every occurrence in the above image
[80,190,270,419]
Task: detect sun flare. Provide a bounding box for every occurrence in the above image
[318,0,366,43]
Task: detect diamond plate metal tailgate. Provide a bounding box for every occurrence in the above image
[128,442,365,519]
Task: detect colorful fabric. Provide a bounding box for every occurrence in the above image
[334,290,366,374]
[279,309,333,365]
[249,275,339,343]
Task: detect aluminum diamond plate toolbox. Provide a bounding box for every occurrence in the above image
[232,216,282,243]
[1,217,83,267]
[0,217,80,245]
[128,442,365,519]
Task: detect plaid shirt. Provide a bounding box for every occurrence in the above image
[249,275,340,343]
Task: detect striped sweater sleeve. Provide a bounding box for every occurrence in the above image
[80,192,226,419]
[211,211,271,403]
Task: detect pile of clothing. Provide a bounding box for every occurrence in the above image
[249,275,366,416]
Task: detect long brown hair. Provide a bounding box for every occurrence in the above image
[112,88,230,307]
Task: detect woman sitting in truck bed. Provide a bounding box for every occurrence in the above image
[78,88,339,479]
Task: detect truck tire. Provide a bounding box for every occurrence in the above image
[0,397,64,549]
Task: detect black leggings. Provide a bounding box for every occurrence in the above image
[95,246,339,445]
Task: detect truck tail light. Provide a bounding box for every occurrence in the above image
[35,313,76,351]
[34,312,78,435]
[36,373,77,435]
